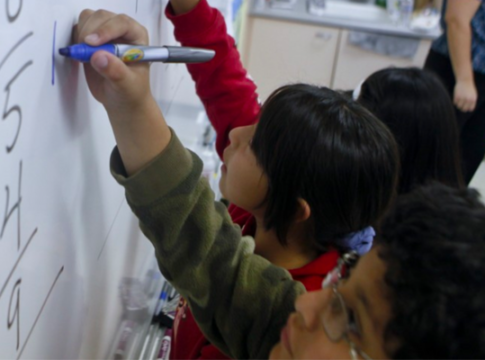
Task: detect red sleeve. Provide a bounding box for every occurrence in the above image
[165,0,261,158]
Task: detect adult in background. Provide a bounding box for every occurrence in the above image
[425,0,485,184]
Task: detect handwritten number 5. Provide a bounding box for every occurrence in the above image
[8,278,21,350]
[2,61,32,153]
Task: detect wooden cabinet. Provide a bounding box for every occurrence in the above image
[243,18,433,97]
[332,30,432,90]
[244,18,340,101]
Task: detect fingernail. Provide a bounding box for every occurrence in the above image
[85,33,99,44]
[93,54,108,69]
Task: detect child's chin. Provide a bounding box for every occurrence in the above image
[268,342,287,360]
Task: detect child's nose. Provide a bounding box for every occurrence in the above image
[228,126,244,145]
[294,288,332,331]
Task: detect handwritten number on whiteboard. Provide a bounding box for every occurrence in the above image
[7,278,21,350]
[5,0,22,22]
[1,161,22,250]
[0,32,33,71]
[2,61,32,153]
[0,32,34,153]
[3,2,29,356]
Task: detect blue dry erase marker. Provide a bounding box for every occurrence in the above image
[153,282,169,318]
[58,43,215,63]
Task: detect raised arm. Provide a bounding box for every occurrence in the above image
[76,9,305,359]
[166,0,260,157]
[445,0,481,112]
[110,133,305,359]
[75,9,170,175]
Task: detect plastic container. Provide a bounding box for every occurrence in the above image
[386,0,400,22]
[399,0,415,25]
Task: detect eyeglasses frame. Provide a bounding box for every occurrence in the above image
[321,251,373,360]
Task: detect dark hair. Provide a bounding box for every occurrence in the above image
[357,67,464,194]
[251,84,399,251]
[376,183,485,359]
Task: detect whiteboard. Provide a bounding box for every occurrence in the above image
[0,1,202,358]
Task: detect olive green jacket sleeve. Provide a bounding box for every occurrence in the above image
[110,129,306,359]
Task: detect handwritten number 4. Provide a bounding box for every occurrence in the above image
[1,161,22,250]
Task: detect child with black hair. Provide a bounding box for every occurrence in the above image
[171,83,397,360]
[166,0,465,200]
[76,9,485,360]
[73,7,398,360]
[355,67,465,193]
[271,182,485,359]
[164,2,399,359]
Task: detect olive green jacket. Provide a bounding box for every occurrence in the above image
[110,130,306,359]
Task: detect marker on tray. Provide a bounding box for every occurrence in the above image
[59,43,215,63]
[153,282,169,318]
[138,323,158,360]
[148,326,166,360]
[157,328,172,360]
[138,282,170,360]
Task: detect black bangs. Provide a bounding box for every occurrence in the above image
[250,84,399,250]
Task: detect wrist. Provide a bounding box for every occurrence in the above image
[106,96,170,176]
[105,95,157,121]
[456,76,475,85]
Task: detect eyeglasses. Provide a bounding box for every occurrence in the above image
[321,252,372,360]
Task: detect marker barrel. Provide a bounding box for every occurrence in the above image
[59,44,214,63]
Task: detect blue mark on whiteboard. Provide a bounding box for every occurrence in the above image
[136,0,139,13]
[52,21,57,85]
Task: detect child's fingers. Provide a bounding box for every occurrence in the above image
[76,9,98,43]
[78,8,95,25]
[84,13,149,47]
[71,24,79,45]
[464,98,477,112]
[77,9,117,45]
[90,51,130,84]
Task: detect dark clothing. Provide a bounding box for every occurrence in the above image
[431,0,485,74]
[425,49,485,183]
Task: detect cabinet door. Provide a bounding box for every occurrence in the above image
[332,30,432,90]
[244,18,340,101]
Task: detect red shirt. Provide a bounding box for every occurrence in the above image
[166,2,338,359]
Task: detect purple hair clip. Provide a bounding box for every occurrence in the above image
[338,226,375,256]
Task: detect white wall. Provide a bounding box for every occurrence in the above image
[0,1,197,358]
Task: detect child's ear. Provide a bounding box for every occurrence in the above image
[294,198,311,223]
